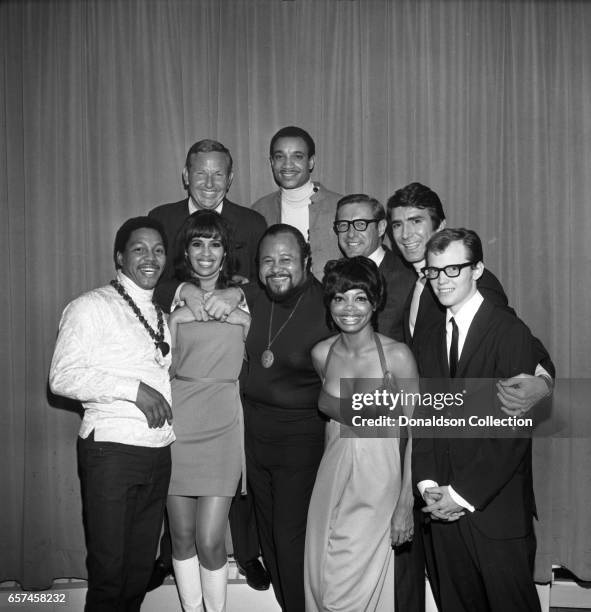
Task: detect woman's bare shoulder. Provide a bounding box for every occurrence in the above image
[312,334,339,360]
[376,333,417,371]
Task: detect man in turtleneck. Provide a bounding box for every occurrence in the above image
[252,126,342,280]
[49,217,175,611]
[241,224,331,612]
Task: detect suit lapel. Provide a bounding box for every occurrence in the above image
[455,299,494,378]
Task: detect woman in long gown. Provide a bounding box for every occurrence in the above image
[167,210,250,612]
[304,256,419,612]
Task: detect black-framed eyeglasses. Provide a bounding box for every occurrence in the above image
[333,219,379,233]
[422,262,474,280]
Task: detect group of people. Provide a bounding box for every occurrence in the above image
[49,126,554,612]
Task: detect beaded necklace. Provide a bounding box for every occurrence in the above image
[110,279,170,357]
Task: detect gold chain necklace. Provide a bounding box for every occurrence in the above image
[261,294,304,368]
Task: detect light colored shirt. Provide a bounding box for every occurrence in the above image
[445,291,484,364]
[189,197,224,215]
[418,290,484,512]
[367,245,386,268]
[49,271,175,447]
[280,180,315,239]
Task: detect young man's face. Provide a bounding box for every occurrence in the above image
[390,206,442,263]
[427,240,483,314]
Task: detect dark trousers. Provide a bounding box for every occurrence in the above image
[244,401,325,612]
[77,434,171,612]
[428,518,540,612]
[395,504,429,612]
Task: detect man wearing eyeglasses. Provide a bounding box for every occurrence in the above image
[253,126,342,280]
[386,182,553,612]
[387,182,554,407]
[413,228,541,612]
[334,193,416,340]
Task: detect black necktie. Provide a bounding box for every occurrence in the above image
[449,317,459,378]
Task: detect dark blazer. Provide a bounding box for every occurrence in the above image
[412,299,538,539]
[148,198,267,309]
[376,247,416,341]
[403,268,555,377]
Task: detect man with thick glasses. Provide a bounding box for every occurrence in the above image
[385,182,553,612]
[333,193,416,340]
[386,182,554,406]
[413,228,541,612]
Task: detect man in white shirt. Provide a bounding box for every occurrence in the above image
[387,182,554,413]
[386,182,553,611]
[413,228,541,612]
[253,126,342,280]
[50,217,175,612]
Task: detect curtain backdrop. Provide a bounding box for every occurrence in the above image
[1,0,590,588]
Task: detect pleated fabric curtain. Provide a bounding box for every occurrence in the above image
[1,0,590,587]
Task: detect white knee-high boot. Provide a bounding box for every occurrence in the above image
[172,556,203,612]
[200,561,228,612]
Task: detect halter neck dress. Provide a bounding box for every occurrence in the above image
[304,334,401,611]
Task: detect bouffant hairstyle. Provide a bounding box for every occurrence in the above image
[322,256,385,330]
[173,210,235,289]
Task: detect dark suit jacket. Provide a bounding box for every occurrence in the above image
[412,299,538,539]
[403,268,555,377]
[148,198,267,309]
[376,247,416,341]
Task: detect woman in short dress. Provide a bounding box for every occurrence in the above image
[167,210,250,612]
[305,256,419,611]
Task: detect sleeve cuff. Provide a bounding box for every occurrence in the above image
[417,479,438,499]
[448,485,475,512]
[171,282,187,311]
[535,364,554,394]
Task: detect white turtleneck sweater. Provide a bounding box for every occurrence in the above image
[49,271,174,447]
[280,180,316,238]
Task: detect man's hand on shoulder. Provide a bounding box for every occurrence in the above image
[180,283,244,321]
[180,284,210,321]
[135,381,172,428]
[204,287,244,319]
[497,373,551,415]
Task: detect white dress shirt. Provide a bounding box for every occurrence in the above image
[49,271,175,447]
[418,290,484,512]
[367,245,386,268]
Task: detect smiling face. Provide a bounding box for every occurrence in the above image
[330,288,374,333]
[258,232,307,299]
[116,228,166,290]
[270,136,315,189]
[336,201,386,258]
[186,234,225,285]
[427,240,483,314]
[183,151,233,210]
[390,206,444,264]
